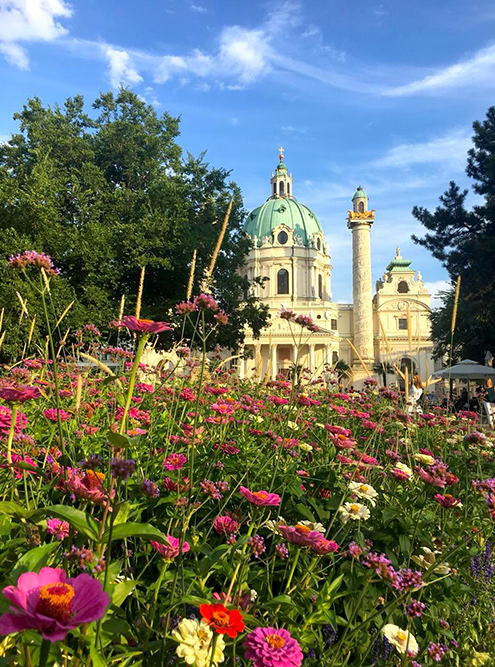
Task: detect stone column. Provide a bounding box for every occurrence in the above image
[309,344,315,373]
[271,344,278,380]
[348,216,374,366]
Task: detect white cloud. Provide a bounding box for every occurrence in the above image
[371,128,472,170]
[105,47,143,88]
[301,24,320,38]
[191,3,207,12]
[0,42,29,69]
[231,117,239,125]
[0,133,11,145]
[281,125,307,134]
[218,26,271,84]
[424,280,451,308]
[384,43,495,96]
[0,0,72,69]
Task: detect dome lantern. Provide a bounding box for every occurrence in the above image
[352,185,368,213]
[270,146,293,199]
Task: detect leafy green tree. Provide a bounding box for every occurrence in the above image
[0,89,268,361]
[412,107,495,362]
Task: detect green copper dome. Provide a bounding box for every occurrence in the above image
[244,197,323,247]
[352,185,367,200]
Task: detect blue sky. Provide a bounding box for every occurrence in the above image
[1,0,494,304]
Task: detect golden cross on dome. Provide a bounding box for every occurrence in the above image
[278,146,284,161]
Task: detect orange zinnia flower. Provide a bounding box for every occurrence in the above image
[199,603,245,638]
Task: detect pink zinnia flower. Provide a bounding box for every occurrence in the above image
[279,525,323,548]
[310,538,339,556]
[2,453,37,479]
[163,453,187,471]
[44,408,71,423]
[239,487,281,506]
[243,626,303,667]
[66,470,112,506]
[0,567,109,642]
[151,536,190,560]
[213,515,241,536]
[47,519,70,540]
[0,386,41,403]
[114,315,171,334]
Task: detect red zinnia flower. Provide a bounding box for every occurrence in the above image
[114,316,171,334]
[199,603,245,638]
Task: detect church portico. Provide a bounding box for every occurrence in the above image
[239,150,436,387]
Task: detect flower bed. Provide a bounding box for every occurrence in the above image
[0,354,494,666]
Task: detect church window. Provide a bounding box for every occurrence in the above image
[332,351,339,364]
[398,318,408,330]
[287,183,290,195]
[358,201,364,213]
[273,183,276,195]
[331,318,338,330]
[279,181,285,196]
[398,281,409,293]
[318,274,323,299]
[317,237,321,251]
[277,230,288,245]
[277,269,289,294]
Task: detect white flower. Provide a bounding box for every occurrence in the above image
[414,453,435,465]
[298,442,313,452]
[297,520,325,533]
[348,481,379,506]
[338,502,371,523]
[287,420,299,430]
[249,414,264,423]
[172,618,225,666]
[382,624,418,656]
[394,462,413,478]
[249,589,258,601]
[265,516,287,533]
[411,547,451,575]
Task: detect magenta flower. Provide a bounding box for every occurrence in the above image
[163,453,187,471]
[151,536,190,561]
[44,408,71,423]
[243,626,303,667]
[278,525,324,548]
[0,406,27,436]
[47,519,70,540]
[213,515,241,536]
[0,567,109,642]
[0,386,41,403]
[309,538,339,556]
[239,487,281,507]
[114,316,171,334]
[9,251,59,275]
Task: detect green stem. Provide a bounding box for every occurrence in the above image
[284,548,301,593]
[119,334,148,435]
[6,403,18,466]
[39,638,51,667]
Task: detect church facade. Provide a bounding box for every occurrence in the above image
[238,150,435,386]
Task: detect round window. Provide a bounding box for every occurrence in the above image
[317,237,321,251]
[277,231,288,245]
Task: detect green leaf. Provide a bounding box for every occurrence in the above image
[111,580,137,607]
[35,506,99,540]
[114,502,132,526]
[12,542,60,579]
[263,595,293,609]
[0,501,32,519]
[319,574,344,603]
[104,522,168,544]
[294,503,316,523]
[89,643,107,667]
[107,432,132,449]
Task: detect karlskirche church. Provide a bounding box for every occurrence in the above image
[238,149,435,385]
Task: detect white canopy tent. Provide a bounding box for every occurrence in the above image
[431,359,495,381]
